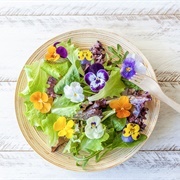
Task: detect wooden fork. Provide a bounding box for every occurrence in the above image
[130,73,180,113]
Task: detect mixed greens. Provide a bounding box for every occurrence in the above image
[20,40,152,169]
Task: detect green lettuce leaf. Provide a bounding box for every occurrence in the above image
[88,69,125,101]
[24,101,47,127]
[41,61,70,79]
[51,95,81,118]
[79,133,109,152]
[110,114,126,131]
[54,64,80,94]
[20,59,48,99]
[41,113,59,146]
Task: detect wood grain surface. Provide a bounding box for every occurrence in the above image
[0,0,180,179]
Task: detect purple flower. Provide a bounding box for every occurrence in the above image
[85,63,109,92]
[120,58,136,79]
[121,135,134,143]
[56,46,68,58]
[53,42,60,47]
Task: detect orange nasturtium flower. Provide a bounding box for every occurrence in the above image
[45,45,60,61]
[53,117,75,139]
[109,96,132,118]
[30,92,53,113]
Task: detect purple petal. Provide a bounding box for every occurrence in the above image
[53,42,60,47]
[121,135,134,143]
[90,79,105,92]
[97,69,109,82]
[121,58,136,79]
[56,46,68,58]
[85,63,104,74]
[81,59,91,65]
[84,72,96,85]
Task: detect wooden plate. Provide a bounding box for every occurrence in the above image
[15,29,160,171]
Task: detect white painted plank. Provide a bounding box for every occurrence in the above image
[0,82,180,151]
[0,1,179,16]
[0,16,180,81]
[0,151,179,179]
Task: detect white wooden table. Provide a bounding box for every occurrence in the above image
[0,1,180,179]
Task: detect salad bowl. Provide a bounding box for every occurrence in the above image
[15,29,160,171]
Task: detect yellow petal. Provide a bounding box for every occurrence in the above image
[66,120,74,128]
[134,124,140,132]
[85,50,92,61]
[66,129,74,139]
[47,46,56,54]
[30,92,41,103]
[58,129,67,137]
[127,123,134,129]
[123,128,130,137]
[53,117,66,131]
[34,102,43,110]
[40,103,51,113]
[131,132,140,140]
[78,51,84,60]
[41,92,48,102]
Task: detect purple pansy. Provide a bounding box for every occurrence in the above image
[56,46,68,58]
[85,63,109,92]
[120,58,136,79]
[121,54,146,79]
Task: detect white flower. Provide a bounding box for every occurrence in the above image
[64,82,84,103]
[126,53,146,74]
[85,116,104,139]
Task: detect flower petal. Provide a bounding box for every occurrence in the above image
[97,69,109,82]
[122,128,130,137]
[53,42,60,47]
[41,92,48,102]
[40,103,51,113]
[66,120,74,128]
[116,110,131,118]
[133,124,140,132]
[58,129,67,137]
[47,46,56,54]
[64,85,74,99]
[109,99,121,110]
[121,135,134,143]
[84,72,96,85]
[86,116,101,126]
[53,117,66,131]
[85,63,104,74]
[34,102,43,110]
[131,132,140,140]
[30,92,41,103]
[90,79,105,92]
[56,46,68,58]
[66,129,74,139]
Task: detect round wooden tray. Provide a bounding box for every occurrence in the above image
[15,29,160,171]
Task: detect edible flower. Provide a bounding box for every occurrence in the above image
[78,50,93,61]
[64,82,84,103]
[30,91,53,113]
[85,116,104,139]
[53,116,75,139]
[84,63,109,92]
[45,45,60,61]
[56,46,68,58]
[109,96,132,118]
[121,123,140,142]
[120,54,146,79]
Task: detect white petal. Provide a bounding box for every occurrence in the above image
[64,85,74,99]
[135,61,146,74]
[86,116,101,126]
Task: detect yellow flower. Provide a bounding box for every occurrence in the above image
[53,117,75,139]
[45,45,60,61]
[123,123,140,140]
[30,91,53,113]
[78,50,92,61]
[109,96,132,118]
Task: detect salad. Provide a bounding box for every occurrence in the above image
[20,40,152,168]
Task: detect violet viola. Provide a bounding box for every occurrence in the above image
[84,63,109,92]
[120,54,146,80]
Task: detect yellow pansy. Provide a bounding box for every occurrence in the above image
[45,45,60,61]
[78,50,93,61]
[53,117,75,139]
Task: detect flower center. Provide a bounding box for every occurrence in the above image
[91,122,97,128]
[129,128,135,135]
[121,107,124,110]
[126,67,131,72]
[74,93,77,97]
